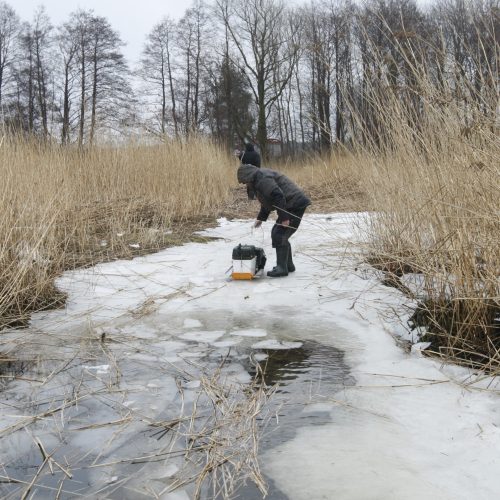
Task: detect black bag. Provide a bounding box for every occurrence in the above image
[232,244,267,272]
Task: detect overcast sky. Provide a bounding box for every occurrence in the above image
[14,0,189,64]
[14,0,432,66]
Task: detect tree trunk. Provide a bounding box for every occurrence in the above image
[89,45,98,146]
[35,37,48,139]
[160,56,166,135]
[78,43,86,148]
[166,40,178,138]
[256,71,267,158]
[61,61,71,144]
[295,69,305,149]
[28,44,34,133]
[185,46,191,136]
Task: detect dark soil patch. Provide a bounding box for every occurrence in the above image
[0,354,28,389]
[409,298,500,369]
[368,255,422,276]
[1,281,67,330]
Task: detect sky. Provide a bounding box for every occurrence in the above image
[14,0,189,65]
[14,0,432,67]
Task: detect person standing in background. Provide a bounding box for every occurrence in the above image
[238,143,261,200]
[239,143,261,168]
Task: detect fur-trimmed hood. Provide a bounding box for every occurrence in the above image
[237,164,259,184]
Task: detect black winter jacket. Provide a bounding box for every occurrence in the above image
[237,165,311,222]
[239,144,261,168]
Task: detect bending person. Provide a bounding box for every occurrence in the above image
[237,164,311,277]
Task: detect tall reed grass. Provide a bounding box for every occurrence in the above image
[348,42,500,368]
[0,137,235,328]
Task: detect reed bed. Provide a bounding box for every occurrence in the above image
[0,137,235,328]
[349,56,500,369]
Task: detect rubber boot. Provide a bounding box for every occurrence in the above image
[287,242,295,272]
[267,246,289,277]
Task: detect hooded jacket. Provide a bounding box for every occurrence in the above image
[239,143,261,168]
[237,164,311,222]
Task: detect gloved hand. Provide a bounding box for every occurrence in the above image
[254,220,262,228]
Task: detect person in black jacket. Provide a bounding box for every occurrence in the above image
[237,164,311,277]
[238,143,261,200]
[239,143,261,167]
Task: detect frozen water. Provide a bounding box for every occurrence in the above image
[212,339,242,348]
[183,318,203,328]
[230,328,267,337]
[179,330,225,342]
[1,214,500,499]
[251,340,303,350]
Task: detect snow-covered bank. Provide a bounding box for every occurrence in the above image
[1,214,499,499]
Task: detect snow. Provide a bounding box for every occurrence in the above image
[1,214,500,499]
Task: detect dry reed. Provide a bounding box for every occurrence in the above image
[346,33,500,368]
[0,137,236,328]
[164,361,274,499]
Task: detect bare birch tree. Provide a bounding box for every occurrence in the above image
[139,18,179,137]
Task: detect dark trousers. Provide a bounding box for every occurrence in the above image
[271,206,308,248]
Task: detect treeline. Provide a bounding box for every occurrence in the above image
[0,0,498,156]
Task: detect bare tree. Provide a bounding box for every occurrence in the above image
[65,10,91,147]
[62,9,132,146]
[57,19,78,144]
[217,0,301,158]
[87,14,130,145]
[0,1,19,114]
[178,1,211,135]
[2,0,496,149]
[306,3,334,151]
[139,18,179,136]
[31,7,52,138]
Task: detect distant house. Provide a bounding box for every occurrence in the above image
[266,138,282,157]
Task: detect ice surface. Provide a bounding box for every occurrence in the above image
[251,340,303,350]
[212,339,242,348]
[183,318,203,328]
[2,214,500,500]
[230,328,267,337]
[179,330,225,342]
